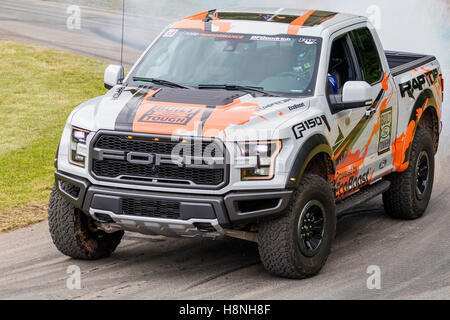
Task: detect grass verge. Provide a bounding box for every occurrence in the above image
[0,40,107,231]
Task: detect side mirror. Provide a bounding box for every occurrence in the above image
[104,64,124,89]
[342,81,373,107]
[330,81,373,113]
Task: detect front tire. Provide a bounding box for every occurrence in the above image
[383,128,435,219]
[48,186,124,260]
[257,174,336,279]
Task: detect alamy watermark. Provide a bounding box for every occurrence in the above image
[66,265,81,290]
[66,5,81,30]
[366,5,382,30]
[366,265,381,290]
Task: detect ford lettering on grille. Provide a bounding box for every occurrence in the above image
[90,133,227,188]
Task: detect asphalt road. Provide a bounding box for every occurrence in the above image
[0,0,449,300]
[0,0,171,65]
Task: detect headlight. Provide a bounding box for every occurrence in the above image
[238,140,282,180]
[70,127,90,167]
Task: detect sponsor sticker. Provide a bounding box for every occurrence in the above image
[378,108,392,154]
[335,169,371,197]
[138,105,200,125]
[199,33,244,39]
[163,29,178,37]
[257,98,292,110]
[288,102,305,111]
[250,35,292,42]
[298,37,317,45]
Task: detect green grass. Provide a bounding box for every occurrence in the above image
[0,41,107,231]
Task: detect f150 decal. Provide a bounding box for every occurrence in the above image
[399,68,439,98]
[137,105,201,125]
[292,116,327,139]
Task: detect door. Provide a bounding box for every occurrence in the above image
[328,27,396,198]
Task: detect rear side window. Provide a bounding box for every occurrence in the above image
[350,28,383,84]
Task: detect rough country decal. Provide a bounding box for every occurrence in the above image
[399,68,439,98]
[138,105,200,125]
[292,116,325,139]
[378,108,392,154]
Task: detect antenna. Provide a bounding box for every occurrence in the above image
[120,0,125,66]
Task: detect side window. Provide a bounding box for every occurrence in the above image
[327,34,358,94]
[349,28,383,84]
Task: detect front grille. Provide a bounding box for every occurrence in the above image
[121,198,180,219]
[91,133,226,188]
[95,134,216,157]
[93,159,224,185]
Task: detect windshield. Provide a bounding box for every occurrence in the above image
[131,29,322,96]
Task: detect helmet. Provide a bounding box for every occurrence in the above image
[296,50,309,63]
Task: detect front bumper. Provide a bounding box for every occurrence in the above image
[55,170,293,238]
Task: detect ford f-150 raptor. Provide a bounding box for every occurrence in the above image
[49,8,444,279]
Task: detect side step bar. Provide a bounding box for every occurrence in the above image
[336,180,391,216]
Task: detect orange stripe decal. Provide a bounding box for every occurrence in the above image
[130,95,263,137]
[171,11,208,31]
[171,19,205,31]
[287,10,315,35]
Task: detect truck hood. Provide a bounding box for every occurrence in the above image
[71,86,311,140]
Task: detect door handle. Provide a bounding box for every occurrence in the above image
[365,107,377,118]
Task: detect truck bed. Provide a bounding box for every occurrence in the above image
[385,51,436,76]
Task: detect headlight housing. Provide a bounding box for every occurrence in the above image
[238,140,282,180]
[70,127,90,167]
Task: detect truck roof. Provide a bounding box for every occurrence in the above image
[171,8,363,36]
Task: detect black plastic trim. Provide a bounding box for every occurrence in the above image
[285,134,333,189]
[83,185,229,225]
[224,190,293,223]
[55,171,294,226]
[54,171,90,208]
[386,51,436,77]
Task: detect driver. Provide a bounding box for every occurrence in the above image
[292,47,313,79]
[291,45,316,89]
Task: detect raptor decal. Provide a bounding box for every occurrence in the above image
[398,68,439,98]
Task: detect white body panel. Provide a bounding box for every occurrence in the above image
[57,7,442,202]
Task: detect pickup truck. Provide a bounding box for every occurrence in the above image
[49,8,444,279]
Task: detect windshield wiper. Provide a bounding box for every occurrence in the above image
[198,84,279,97]
[133,77,191,89]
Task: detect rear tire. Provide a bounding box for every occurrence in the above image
[48,186,123,259]
[257,174,336,279]
[383,128,434,219]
